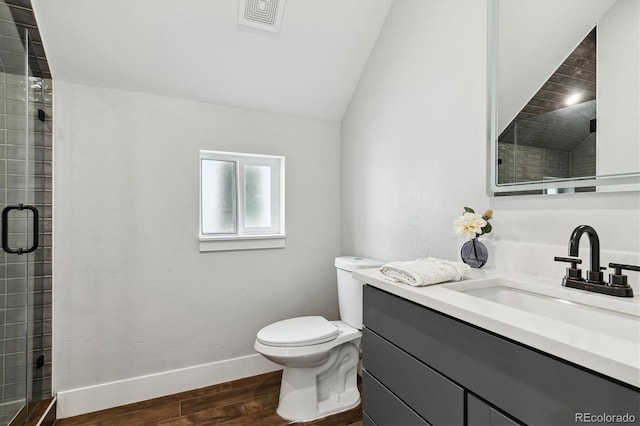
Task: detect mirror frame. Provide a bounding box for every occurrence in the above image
[487,0,640,195]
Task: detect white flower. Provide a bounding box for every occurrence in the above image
[453,212,487,240]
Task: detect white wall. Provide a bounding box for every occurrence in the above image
[342,0,488,263]
[598,0,640,176]
[342,0,640,275]
[53,82,342,416]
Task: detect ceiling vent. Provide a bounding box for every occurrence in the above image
[238,0,286,34]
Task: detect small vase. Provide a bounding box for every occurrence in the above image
[460,237,488,268]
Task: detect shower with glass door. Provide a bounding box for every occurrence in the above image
[0,0,53,424]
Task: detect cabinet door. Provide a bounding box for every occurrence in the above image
[363,328,464,425]
[467,394,521,426]
[363,371,430,426]
[363,411,377,426]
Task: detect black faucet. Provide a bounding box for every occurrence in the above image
[568,225,603,284]
[554,225,635,297]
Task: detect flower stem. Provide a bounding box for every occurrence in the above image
[472,238,478,260]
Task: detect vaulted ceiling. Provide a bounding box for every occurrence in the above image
[31,0,393,121]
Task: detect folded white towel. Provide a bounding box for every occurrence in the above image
[379,257,470,287]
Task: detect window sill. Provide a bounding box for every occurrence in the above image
[199,235,286,252]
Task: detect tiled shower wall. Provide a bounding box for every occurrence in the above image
[497,140,596,184]
[497,143,570,183]
[0,20,52,426]
[570,134,596,178]
[0,71,53,423]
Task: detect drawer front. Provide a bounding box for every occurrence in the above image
[363,370,430,426]
[363,328,464,425]
[467,394,521,426]
[363,411,377,426]
[364,285,640,425]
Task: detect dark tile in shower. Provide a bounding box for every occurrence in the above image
[6,7,37,29]
[40,218,52,232]
[6,147,27,160]
[6,174,27,188]
[3,1,32,11]
[5,99,27,116]
[0,52,25,71]
[5,133,28,149]
[4,353,25,370]
[3,380,25,399]
[33,262,52,277]
[3,335,26,354]
[5,293,25,308]
[3,364,26,384]
[6,264,28,279]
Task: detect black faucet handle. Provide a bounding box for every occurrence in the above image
[554,256,582,267]
[608,263,640,287]
[609,262,640,274]
[554,256,583,279]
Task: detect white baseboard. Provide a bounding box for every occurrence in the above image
[55,353,282,419]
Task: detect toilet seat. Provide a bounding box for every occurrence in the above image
[256,316,339,347]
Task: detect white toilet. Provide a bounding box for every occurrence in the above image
[254,256,383,422]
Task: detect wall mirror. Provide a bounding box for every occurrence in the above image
[488,0,640,195]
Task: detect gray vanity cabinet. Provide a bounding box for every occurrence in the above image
[362,285,640,426]
[467,394,519,426]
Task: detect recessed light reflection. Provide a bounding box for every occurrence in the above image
[565,93,582,106]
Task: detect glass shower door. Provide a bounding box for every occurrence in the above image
[0,23,44,425]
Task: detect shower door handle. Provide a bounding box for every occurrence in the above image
[2,204,39,254]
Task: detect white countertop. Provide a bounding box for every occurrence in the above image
[354,267,640,388]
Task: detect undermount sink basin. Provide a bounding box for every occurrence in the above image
[444,278,640,343]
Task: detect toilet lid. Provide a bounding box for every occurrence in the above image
[256,316,339,347]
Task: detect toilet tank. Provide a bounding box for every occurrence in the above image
[335,256,384,329]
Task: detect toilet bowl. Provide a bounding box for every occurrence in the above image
[255,318,362,421]
[254,256,383,422]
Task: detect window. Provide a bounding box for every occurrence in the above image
[199,150,285,251]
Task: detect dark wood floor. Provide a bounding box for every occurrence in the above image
[9,397,56,426]
[54,371,362,426]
